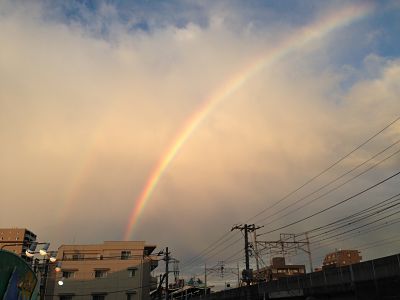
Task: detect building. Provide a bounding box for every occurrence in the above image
[322,249,362,269]
[0,228,37,262]
[46,241,158,300]
[254,257,306,281]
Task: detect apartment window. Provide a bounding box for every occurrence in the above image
[92,294,106,300]
[121,251,131,260]
[128,267,137,277]
[126,292,136,300]
[62,271,75,279]
[72,254,84,261]
[94,270,108,278]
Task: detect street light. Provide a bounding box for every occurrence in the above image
[54,262,62,272]
[57,278,64,286]
[25,242,57,262]
[49,251,57,263]
[39,243,50,256]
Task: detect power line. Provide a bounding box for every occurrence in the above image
[296,235,400,268]
[289,192,400,239]
[255,141,400,226]
[298,193,400,237]
[258,170,400,236]
[310,217,400,252]
[311,208,400,244]
[180,231,240,271]
[246,116,400,223]
[180,116,400,279]
[308,202,400,241]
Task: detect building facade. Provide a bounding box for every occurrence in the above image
[322,249,362,268]
[46,241,158,300]
[254,257,306,281]
[0,228,37,262]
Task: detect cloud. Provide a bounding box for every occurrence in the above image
[0,0,399,273]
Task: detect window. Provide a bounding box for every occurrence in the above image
[72,254,84,261]
[92,294,106,300]
[121,251,131,260]
[126,292,136,300]
[128,268,137,277]
[62,271,75,279]
[95,270,108,278]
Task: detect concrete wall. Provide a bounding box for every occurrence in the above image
[189,252,400,300]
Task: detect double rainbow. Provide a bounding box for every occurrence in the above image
[123,3,373,240]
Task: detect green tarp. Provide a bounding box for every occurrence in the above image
[0,250,38,300]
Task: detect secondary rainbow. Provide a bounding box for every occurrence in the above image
[123,3,374,240]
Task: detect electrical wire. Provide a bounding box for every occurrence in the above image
[180,231,240,270]
[246,116,400,223]
[180,116,400,277]
[255,142,400,226]
[258,170,400,236]
[299,193,400,235]
[290,192,400,244]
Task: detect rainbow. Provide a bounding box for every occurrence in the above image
[123,3,373,240]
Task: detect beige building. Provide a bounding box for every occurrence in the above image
[322,249,362,269]
[46,241,158,300]
[0,228,37,261]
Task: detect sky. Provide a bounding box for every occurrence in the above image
[1,0,400,283]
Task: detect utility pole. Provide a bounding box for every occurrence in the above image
[231,224,262,285]
[244,224,250,273]
[305,232,313,272]
[237,262,240,287]
[204,263,207,297]
[252,227,263,275]
[165,247,169,300]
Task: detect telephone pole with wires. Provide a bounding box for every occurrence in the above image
[231,224,262,285]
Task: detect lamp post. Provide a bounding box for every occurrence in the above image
[26,243,58,300]
[1,240,58,300]
[0,241,57,262]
